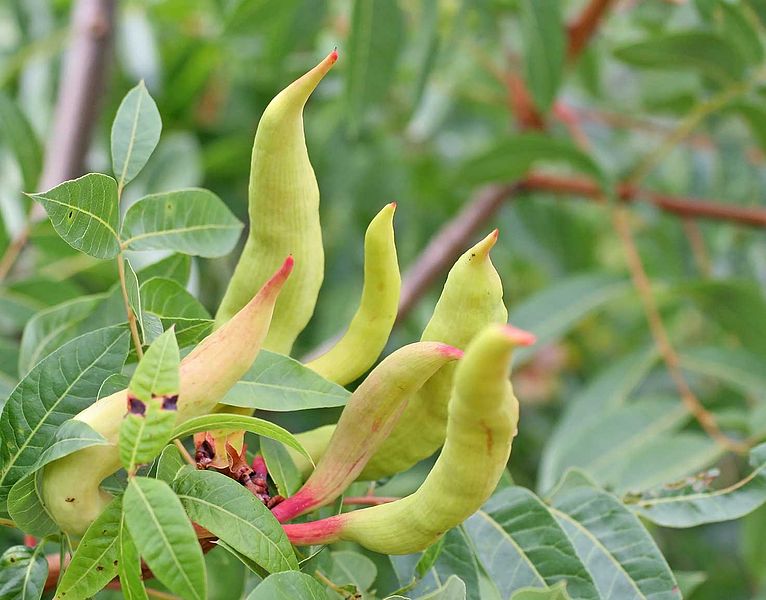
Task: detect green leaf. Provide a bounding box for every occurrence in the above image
[464,487,598,599]
[245,571,328,599]
[538,347,658,493]
[328,551,376,594]
[629,442,766,527]
[205,546,247,600]
[392,528,481,600]
[173,467,298,573]
[0,92,43,190]
[715,1,763,64]
[549,477,680,599]
[510,582,570,600]
[541,396,693,495]
[415,537,446,579]
[0,545,47,600]
[55,496,122,599]
[128,328,180,402]
[118,510,150,600]
[156,444,187,484]
[123,476,207,600]
[112,80,162,190]
[509,274,631,369]
[260,438,301,498]
[223,350,350,411]
[138,254,191,287]
[456,134,606,189]
[32,419,108,470]
[680,346,766,401]
[0,277,84,335]
[727,100,766,155]
[673,571,707,598]
[27,173,121,259]
[683,280,766,356]
[120,329,180,473]
[613,31,746,85]
[100,373,130,400]
[18,295,107,375]
[346,0,404,132]
[171,414,312,464]
[140,277,212,348]
[9,420,109,537]
[0,327,130,510]
[121,189,243,257]
[519,0,564,113]
[416,575,467,600]
[124,258,144,341]
[7,472,58,537]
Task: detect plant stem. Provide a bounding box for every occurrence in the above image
[314,571,354,598]
[174,439,196,465]
[0,517,16,528]
[117,252,144,359]
[611,206,748,454]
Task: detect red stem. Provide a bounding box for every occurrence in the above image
[567,0,616,60]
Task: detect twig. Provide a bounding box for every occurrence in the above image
[174,439,196,465]
[0,517,16,528]
[117,254,145,359]
[39,0,116,190]
[506,72,545,130]
[391,172,766,324]
[0,226,30,282]
[0,0,116,282]
[610,206,748,454]
[567,0,616,60]
[314,571,353,597]
[342,496,400,506]
[681,218,712,276]
[523,173,766,228]
[397,183,519,322]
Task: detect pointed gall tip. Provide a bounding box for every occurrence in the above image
[329,48,339,63]
[502,324,536,347]
[438,344,464,360]
[279,255,295,279]
[388,201,397,210]
[261,256,294,297]
[471,229,499,260]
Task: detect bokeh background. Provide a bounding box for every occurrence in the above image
[2,0,766,598]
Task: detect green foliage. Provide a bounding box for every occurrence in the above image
[0,327,129,510]
[1,1,766,598]
[223,350,351,411]
[0,545,47,600]
[27,174,121,259]
[172,467,298,573]
[124,476,207,600]
[112,80,162,190]
[119,328,180,473]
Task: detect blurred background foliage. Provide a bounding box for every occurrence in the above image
[1,0,766,598]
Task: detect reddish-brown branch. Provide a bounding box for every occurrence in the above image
[506,72,545,130]
[567,0,616,60]
[0,0,116,283]
[397,183,519,321]
[523,173,766,228]
[39,0,116,189]
[395,172,766,323]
